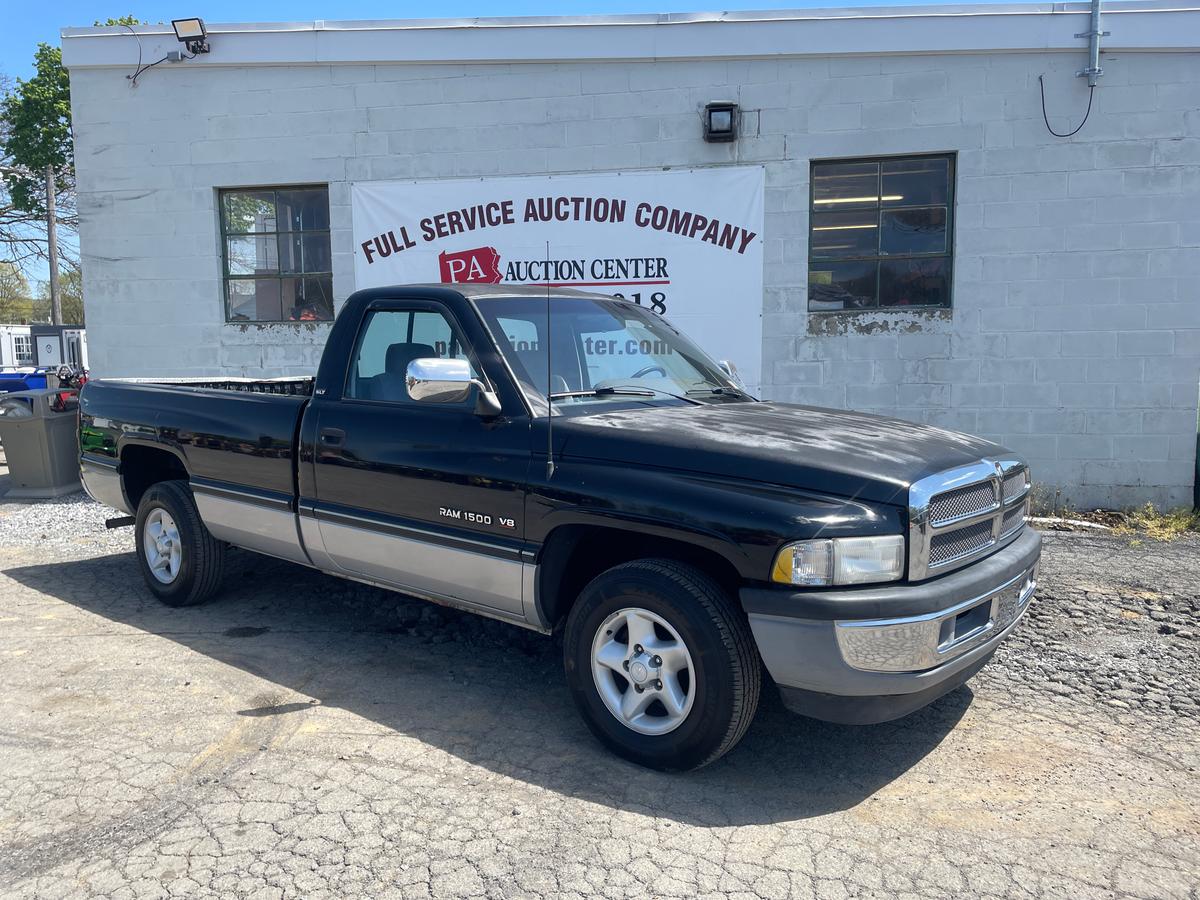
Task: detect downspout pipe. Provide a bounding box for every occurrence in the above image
[1076,0,1108,87]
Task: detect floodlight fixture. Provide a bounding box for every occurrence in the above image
[172,18,210,54]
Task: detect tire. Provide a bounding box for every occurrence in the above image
[563,559,761,771]
[134,480,226,607]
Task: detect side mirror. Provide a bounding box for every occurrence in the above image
[718,359,745,388]
[406,358,502,416]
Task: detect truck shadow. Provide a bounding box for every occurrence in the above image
[7,551,970,827]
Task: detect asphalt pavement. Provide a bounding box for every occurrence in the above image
[0,493,1197,899]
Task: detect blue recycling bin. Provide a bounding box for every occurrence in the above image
[0,369,50,394]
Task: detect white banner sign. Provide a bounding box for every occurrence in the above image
[351,168,765,393]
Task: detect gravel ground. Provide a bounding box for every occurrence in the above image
[0,491,128,553]
[0,491,1197,899]
[987,531,1200,725]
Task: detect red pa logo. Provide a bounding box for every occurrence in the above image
[439,247,502,284]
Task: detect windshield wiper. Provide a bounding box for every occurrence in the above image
[685,385,755,401]
[550,386,702,405]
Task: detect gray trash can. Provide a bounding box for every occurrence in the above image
[0,389,81,499]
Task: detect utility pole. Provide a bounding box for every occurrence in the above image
[45,165,61,325]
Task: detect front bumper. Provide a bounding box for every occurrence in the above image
[741,527,1041,724]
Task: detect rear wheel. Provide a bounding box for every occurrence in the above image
[134,480,225,607]
[563,559,761,771]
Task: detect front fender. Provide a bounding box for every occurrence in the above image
[526,460,904,584]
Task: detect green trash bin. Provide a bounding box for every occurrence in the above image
[0,389,81,499]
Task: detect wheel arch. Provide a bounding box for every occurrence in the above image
[534,521,746,631]
[119,441,190,511]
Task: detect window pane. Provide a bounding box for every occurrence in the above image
[227,235,279,275]
[881,157,949,207]
[812,161,879,210]
[222,191,276,234]
[354,311,408,379]
[411,310,472,360]
[347,308,475,402]
[277,189,330,232]
[880,207,947,255]
[281,275,334,321]
[879,257,950,308]
[227,278,282,322]
[496,316,541,353]
[811,210,879,259]
[808,260,878,311]
[409,310,453,353]
[280,233,332,275]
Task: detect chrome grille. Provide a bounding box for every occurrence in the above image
[909,458,1031,581]
[929,482,997,526]
[1001,500,1028,537]
[1003,468,1029,503]
[929,520,995,566]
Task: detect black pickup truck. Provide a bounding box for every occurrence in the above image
[80,285,1040,770]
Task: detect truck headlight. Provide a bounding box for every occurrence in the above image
[771,535,905,586]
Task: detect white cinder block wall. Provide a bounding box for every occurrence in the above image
[65,8,1200,508]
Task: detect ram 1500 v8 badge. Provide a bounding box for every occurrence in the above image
[80,285,1040,770]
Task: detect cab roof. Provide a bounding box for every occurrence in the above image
[351,284,628,302]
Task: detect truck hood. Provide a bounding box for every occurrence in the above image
[557,401,1010,506]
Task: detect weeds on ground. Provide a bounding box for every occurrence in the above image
[1113,504,1200,541]
[1028,483,1073,518]
[1029,484,1199,541]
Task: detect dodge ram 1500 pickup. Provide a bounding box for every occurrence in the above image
[80,284,1040,770]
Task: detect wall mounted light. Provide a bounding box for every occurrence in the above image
[172,18,210,54]
[703,102,739,143]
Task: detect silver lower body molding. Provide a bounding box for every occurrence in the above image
[193,490,312,566]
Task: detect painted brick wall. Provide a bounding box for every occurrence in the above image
[69,50,1200,507]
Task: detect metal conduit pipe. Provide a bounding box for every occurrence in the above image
[1076,0,1108,87]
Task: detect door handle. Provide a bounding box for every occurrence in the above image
[319,427,346,446]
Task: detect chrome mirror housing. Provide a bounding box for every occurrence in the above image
[718,359,745,387]
[406,357,501,416]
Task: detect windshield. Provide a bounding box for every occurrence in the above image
[475,296,752,411]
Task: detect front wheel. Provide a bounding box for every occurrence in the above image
[134,480,225,607]
[563,559,761,770]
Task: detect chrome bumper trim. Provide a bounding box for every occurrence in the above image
[835,564,1037,674]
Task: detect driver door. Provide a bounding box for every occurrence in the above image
[307,301,531,619]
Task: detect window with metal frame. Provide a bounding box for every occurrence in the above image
[13,335,32,365]
[807,154,954,312]
[219,186,333,323]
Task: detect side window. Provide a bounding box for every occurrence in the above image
[347,308,478,403]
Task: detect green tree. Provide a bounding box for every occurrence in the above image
[0,261,35,323]
[0,45,73,218]
[1,73,67,271]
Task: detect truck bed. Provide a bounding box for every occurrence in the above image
[80,377,310,502]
